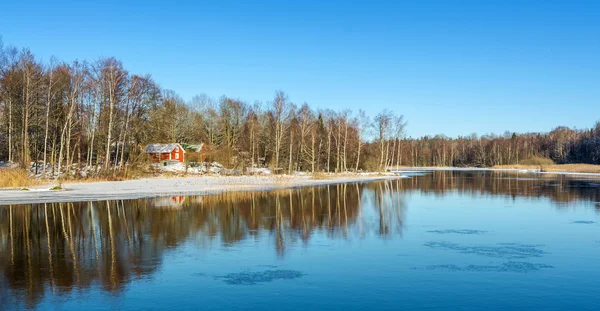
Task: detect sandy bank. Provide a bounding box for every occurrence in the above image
[0,174,404,205]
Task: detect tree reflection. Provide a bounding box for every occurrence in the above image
[0,181,405,307]
[399,170,600,205]
[1,171,599,308]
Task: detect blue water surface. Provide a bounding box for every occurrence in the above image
[1,171,599,310]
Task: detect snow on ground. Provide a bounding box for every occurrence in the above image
[0,174,404,205]
[156,161,245,175]
[247,167,272,175]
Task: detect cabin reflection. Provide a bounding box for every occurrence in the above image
[151,196,187,208]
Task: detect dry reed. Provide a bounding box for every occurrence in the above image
[493,163,600,174]
[0,169,40,188]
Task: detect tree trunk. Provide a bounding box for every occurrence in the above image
[250,124,255,167]
[22,73,31,168]
[8,98,12,163]
[327,124,331,172]
[343,119,348,172]
[396,140,402,167]
[57,94,77,175]
[288,131,293,174]
[355,136,362,172]
[66,117,72,174]
[379,131,385,172]
[105,69,116,170]
[43,70,53,176]
[336,121,341,172]
[311,132,316,173]
[88,91,99,169]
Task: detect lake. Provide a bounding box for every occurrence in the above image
[1,171,600,310]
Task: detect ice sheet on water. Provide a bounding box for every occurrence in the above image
[427,229,488,235]
[215,269,305,285]
[423,241,547,259]
[419,261,553,273]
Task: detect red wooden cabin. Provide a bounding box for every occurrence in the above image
[144,143,185,163]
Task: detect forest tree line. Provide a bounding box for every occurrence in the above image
[397,125,600,167]
[1,40,599,177]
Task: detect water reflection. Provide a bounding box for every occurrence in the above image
[0,171,599,309]
[400,170,600,206]
[0,182,405,308]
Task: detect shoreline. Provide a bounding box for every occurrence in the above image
[0,174,405,205]
[3,166,600,205]
[394,166,600,177]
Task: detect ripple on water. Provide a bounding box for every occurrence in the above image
[420,261,553,273]
[427,229,488,235]
[572,220,596,224]
[215,269,305,285]
[423,241,547,259]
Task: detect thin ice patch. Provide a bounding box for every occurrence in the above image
[427,229,488,235]
[424,241,547,259]
[216,269,305,285]
[258,265,279,268]
[419,261,553,273]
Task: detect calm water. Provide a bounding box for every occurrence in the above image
[1,171,600,310]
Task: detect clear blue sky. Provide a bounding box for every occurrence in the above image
[1,0,598,137]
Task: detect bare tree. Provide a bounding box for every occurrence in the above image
[271,91,292,170]
[18,49,42,168]
[97,58,127,170]
[393,115,406,167]
[374,110,393,171]
[57,61,87,175]
[354,109,370,171]
[42,58,59,175]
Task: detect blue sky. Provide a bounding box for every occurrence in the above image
[1,0,598,137]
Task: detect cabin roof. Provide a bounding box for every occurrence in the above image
[185,143,204,152]
[143,143,185,154]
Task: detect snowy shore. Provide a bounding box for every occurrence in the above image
[4,166,600,206]
[0,174,405,205]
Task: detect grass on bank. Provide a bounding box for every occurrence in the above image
[493,163,600,174]
[0,169,40,188]
[311,172,330,180]
[518,156,555,166]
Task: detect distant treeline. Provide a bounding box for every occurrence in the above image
[398,125,600,167]
[0,39,598,175]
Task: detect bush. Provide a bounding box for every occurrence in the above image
[520,157,555,166]
[0,168,38,188]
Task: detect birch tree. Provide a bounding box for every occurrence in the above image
[375,110,393,171]
[354,109,370,171]
[97,58,127,170]
[271,91,291,170]
[42,58,59,175]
